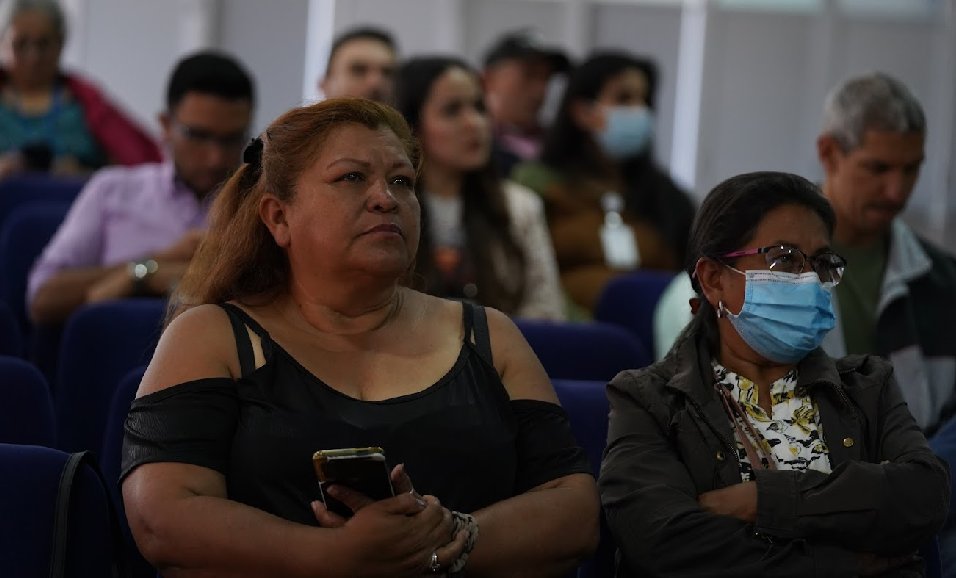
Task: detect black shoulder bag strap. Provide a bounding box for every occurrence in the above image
[49,451,131,578]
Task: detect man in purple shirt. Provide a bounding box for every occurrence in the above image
[28,50,255,324]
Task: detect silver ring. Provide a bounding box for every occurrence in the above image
[429,552,441,573]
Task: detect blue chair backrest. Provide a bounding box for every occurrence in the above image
[921,536,943,578]
[553,379,614,578]
[55,299,166,453]
[0,300,22,357]
[102,365,157,578]
[0,202,70,337]
[0,174,83,229]
[552,379,609,476]
[593,271,677,358]
[101,366,146,505]
[0,355,55,446]
[515,319,650,382]
[0,443,121,576]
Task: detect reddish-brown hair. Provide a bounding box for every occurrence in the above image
[169,98,421,322]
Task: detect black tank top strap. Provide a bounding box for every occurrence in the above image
[462,302,493,367]
[218,303,267,377]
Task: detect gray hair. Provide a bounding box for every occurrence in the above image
[822,72,925,151]
[0,0,67,39]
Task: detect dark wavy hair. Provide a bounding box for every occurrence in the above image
[681,171,836,351]
[540,51,658,171]
[539,51,693,263]
[394,56,527,314]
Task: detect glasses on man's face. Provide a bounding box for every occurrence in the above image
[11,37,58,57]
[721,245,847,285]
[170,120,248,151]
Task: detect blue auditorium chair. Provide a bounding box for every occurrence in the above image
[553,379,614,578]
[0,202,70,339]
[593,270,677,358]
[102,365,156,578]
[0,173,83,231]
[514,319,649,382]
[0,300,21,357]
[0,356,55,446]
[0,443,126,576]
[55,299,166,453]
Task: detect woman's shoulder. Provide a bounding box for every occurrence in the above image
[833,353,896,389]
[167,303,233,331]
[502,180,545,219]
[510,161,564,196]
[140,304,238,396]
[608,343,699,413]
[60,71,109,106]
[610,359,678,397]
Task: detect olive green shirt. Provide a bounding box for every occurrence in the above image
[832,237,888,355]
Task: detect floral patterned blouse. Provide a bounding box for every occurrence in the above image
[712,361,832,481]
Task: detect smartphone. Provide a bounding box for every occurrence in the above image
[312,447,394,519]
[20,142,54,172]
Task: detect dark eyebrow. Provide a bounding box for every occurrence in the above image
[768,240,832,256]
[326,158,371,170]
[327,158,413,171]
[768,240,798,248]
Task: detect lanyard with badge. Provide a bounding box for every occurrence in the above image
[599,191,641,270]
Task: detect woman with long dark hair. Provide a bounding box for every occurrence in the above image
[514,51,695,314]
[600,171,947,576]
[395,56,565,319]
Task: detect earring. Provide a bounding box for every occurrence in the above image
[716,300,725,319]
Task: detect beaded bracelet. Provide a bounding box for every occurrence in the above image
[447,511,479,574]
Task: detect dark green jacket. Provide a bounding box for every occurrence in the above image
[600,334,950,577]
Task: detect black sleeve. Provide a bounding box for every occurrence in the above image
[120,378,239,482]
[512,399,592,494]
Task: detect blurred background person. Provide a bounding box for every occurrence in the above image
[395,56,565,320]
[319,26,397,103]
[27,50,255,324]
[481,28,571,178]
[0,0,160,178]
[514,51,695,316]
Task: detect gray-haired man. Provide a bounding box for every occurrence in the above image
[817,71,956,570]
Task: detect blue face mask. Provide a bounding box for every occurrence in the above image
[720,269,836,364]
[595,105,654,160]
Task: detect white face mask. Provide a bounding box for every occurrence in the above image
[594,105,654,160]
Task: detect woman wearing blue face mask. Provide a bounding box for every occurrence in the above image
[600,171,949,577]
[513,52,695,315]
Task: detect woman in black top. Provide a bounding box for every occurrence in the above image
[120,98,599,577]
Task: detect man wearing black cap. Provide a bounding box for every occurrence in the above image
[482,29,571,177]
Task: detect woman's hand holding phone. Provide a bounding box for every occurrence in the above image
[312,464,470,576]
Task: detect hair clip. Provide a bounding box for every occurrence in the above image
[243,136,263,167]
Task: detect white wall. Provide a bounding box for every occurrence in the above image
[218,0,311,133]
[59,0,310,136]
[61,0,216,136]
